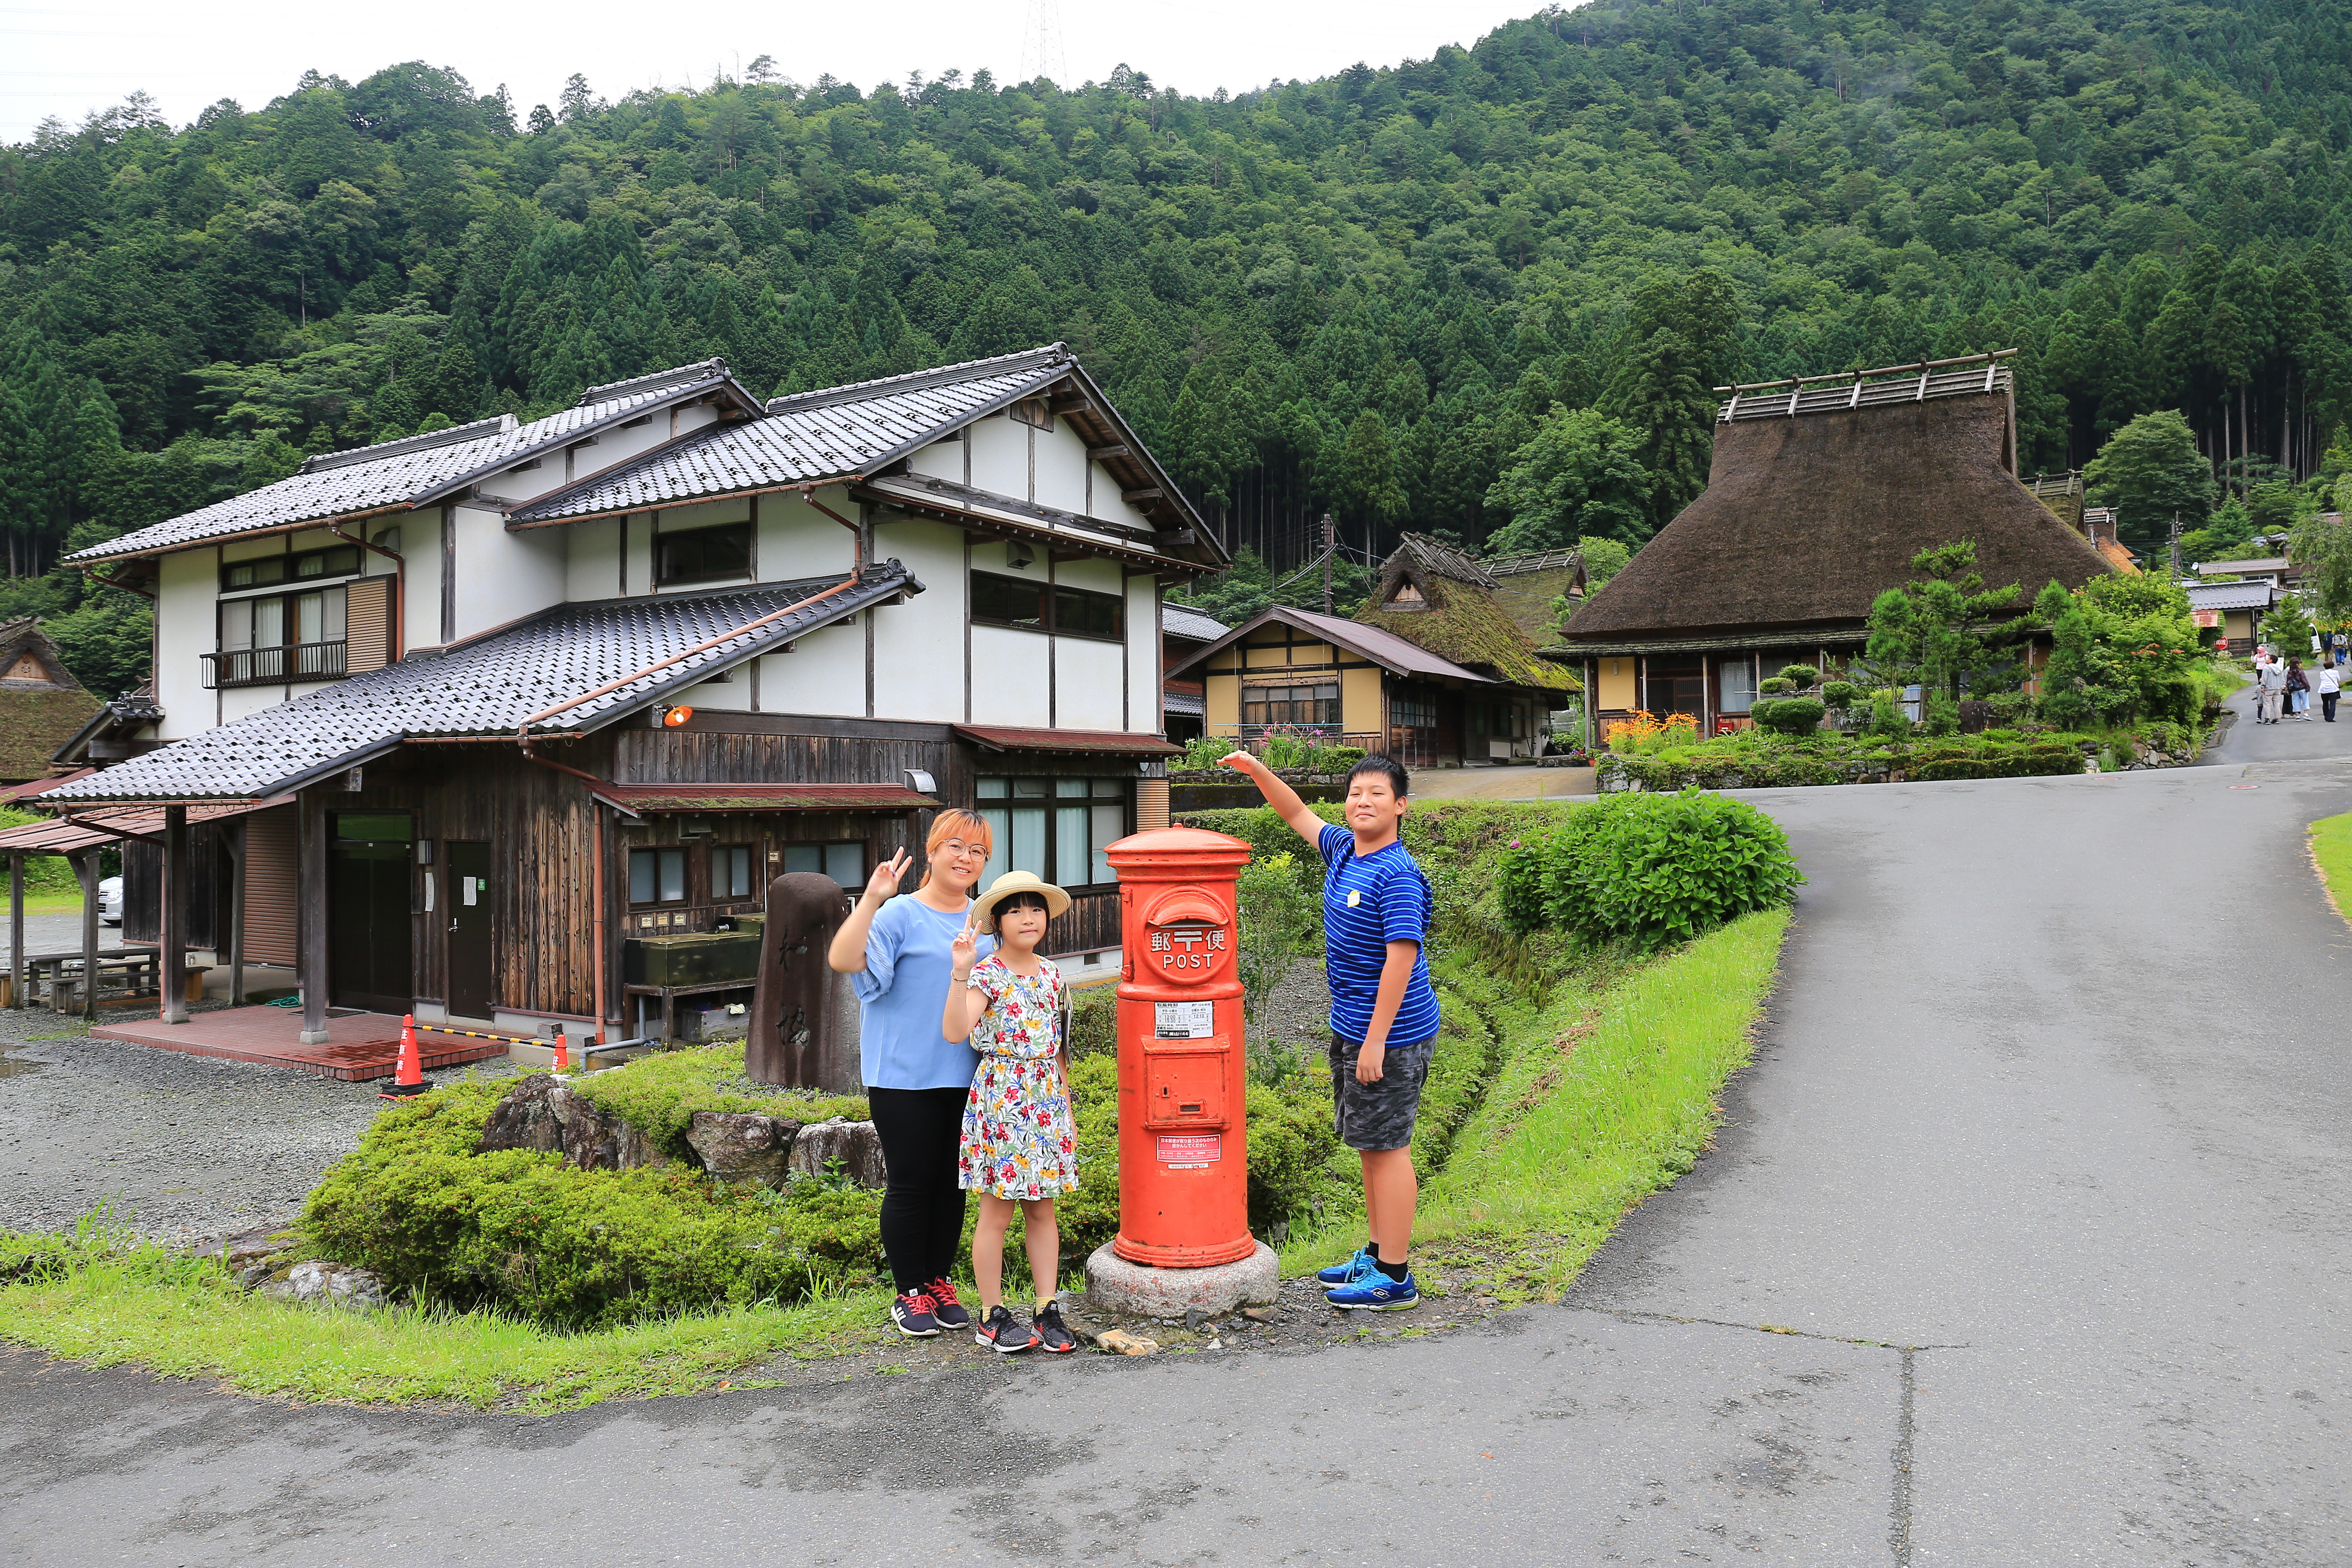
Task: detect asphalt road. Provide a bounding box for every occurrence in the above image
[5,685,2348,1566]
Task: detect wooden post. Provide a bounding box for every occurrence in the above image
[160,805,188,1025]
[227,816,247,1007]
[74,848,99,1023]
[8,851,22,1011]
[298,790,330,1044]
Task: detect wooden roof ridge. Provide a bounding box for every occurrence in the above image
[1715,349,2015,424]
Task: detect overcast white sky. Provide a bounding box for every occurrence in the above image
[2,0,1549,144]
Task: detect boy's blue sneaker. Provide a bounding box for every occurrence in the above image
[1326,1269,1418,1311]
[1317,1248,1376,1286]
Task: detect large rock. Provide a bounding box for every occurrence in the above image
[263,1260,388,1310]
[686,1112,800,1185]
[475,1075,666,1171]
[1084,1240,1280,1318]
[787,1118,888,1189]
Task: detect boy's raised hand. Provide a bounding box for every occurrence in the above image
[860,848,911,906]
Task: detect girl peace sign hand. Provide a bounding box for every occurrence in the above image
[949,914,980,980]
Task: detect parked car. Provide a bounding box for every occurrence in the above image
[98,876,122,925]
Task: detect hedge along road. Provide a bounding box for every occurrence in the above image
[4,756,2349,1566]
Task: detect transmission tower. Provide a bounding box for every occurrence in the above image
[1020,0,1069,86]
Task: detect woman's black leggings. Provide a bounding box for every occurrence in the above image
[867,1086,969,1294]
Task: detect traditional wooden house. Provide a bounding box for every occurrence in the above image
[0,619,103,786]
[24,346,1224,1047]
[1552,352,2115,743]
[1169,534,1574,766]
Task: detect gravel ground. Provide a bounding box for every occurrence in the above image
[0,1001,520,1246]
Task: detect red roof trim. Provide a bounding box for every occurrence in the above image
[953,725,1180,756]
[591,783,940,812]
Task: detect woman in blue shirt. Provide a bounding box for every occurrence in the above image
[827,808,995,1338]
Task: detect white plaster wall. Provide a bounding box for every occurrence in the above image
[220,536,284,563]
[870,517,965,723]
[622,512,653,594]
[452,502,565,640]
[967,415,1029,499]
[1091,468,1160,535]
[971,539,1041,578]
[1126,577,1160,733]
[971,625,1051,727]
[680,668,753,712]
[763,616,865,717]
[403,508,444,651]
[217,683,284,725]
[565,517,621,602]
[758,488,859,584]
[1057,636,1124,732]
[153,548,217,741]
[906,436,963,482]
[1034,422,1090,514]
[1055,556,1123,596]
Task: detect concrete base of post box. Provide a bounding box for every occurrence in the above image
[1083,1240,1279,1319]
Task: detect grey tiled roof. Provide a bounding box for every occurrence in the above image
[507,346,1072,525]
[65,363,749,565]
[45,566,919,803]
[1161,603,1230,643]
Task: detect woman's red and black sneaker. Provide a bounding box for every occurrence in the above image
[924,1277,971,1331]
[975,1304,1039,1354]
[1034,1298,1078,1354]
[890,1290,941,1338]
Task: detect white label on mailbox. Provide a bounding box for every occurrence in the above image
[1154,1001,1214,1039]
[1158,1133,1221,1168]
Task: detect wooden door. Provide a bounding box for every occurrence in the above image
[445,841,496,1020]
[329,812,413,1014]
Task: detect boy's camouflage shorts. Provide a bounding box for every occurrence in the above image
[1328,1032,1438,1152]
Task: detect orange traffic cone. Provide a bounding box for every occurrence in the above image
[550,1031,571,1074]
[380,1014,427,1099]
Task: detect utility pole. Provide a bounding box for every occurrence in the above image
[1320,513,1335,615]
[2169,511,2182,579]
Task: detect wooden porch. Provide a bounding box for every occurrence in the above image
[90,1004,508,1083]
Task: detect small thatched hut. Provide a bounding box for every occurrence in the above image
[0,618,103,785]
[1551,352,2113,742]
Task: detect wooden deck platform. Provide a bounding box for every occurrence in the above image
[90,1006,508,1082]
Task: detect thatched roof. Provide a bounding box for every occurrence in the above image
[1359,537,1574,693]
[1557,390,2111,646]
[0,619,101,783]
[1484,549,1588,643]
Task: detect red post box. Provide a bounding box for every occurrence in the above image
[1105,825,1254,1268]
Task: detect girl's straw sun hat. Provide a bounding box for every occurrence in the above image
[970,870,1071,932]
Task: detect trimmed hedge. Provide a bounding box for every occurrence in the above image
[300,1078,884,1327]
[1496,790,1801,947]
[1596,734,2089,792]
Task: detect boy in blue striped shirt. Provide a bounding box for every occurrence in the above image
[1221,751,1437,1310]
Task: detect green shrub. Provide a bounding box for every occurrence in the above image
[1756,676,1795,697]
[1777,665,1821,687]
[1236,852,1317,1046]
[1067,984,1117,1058]
[1498,790,1802,946]
[299,1079,882,1326]
[567,1044,867,1162]
[1819,680,1861,709]
[1749,695,1826,736]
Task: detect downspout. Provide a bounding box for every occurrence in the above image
[326,523,404,661]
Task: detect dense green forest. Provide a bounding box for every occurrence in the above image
[7,0,2352,690]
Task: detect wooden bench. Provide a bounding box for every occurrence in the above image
[23,949,206,1011]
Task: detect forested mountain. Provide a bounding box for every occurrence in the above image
[6,0,2352,689]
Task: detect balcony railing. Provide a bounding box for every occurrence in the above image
[202,640,348,689]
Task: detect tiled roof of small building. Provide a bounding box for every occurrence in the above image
[64,362,750,565]
[1161,603,1230,643]
[43,567,919,804]
[506,346,1074,525]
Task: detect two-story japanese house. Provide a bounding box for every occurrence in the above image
[37,345,1225,1048]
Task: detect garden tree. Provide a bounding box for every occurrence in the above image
[1481,405,1651,554]
[1572,535,1631,590]
[2032,574,2202,729]
[2083,411,2215,552]
[2245,480,2306,540]
[1863,542,2034,713]
[2291,507,2352,623]
[2260,592,2316,657]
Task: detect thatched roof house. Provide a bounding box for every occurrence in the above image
[1357,534,1575,696]
[1485,547,1589,645]
[1552,352,2113,740]
[0,619,103,785]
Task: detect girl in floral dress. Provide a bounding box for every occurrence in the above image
[944,870,1079,1354]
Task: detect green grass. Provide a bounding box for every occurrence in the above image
[3,890,85,917]
[0,1228,892,1409]
[1280,908,1788,1298]
[2311,812,2352,928]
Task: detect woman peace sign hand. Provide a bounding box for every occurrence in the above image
[860,848,911,907]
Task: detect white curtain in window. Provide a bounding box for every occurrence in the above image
[1719,656,1758,714]
[1055,805,1089,886]
[1090,803,1122,883]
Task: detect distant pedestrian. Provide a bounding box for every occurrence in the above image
[2258,656,2287,723]
[2289,658,2312,720]
[2319,660,2342,723]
